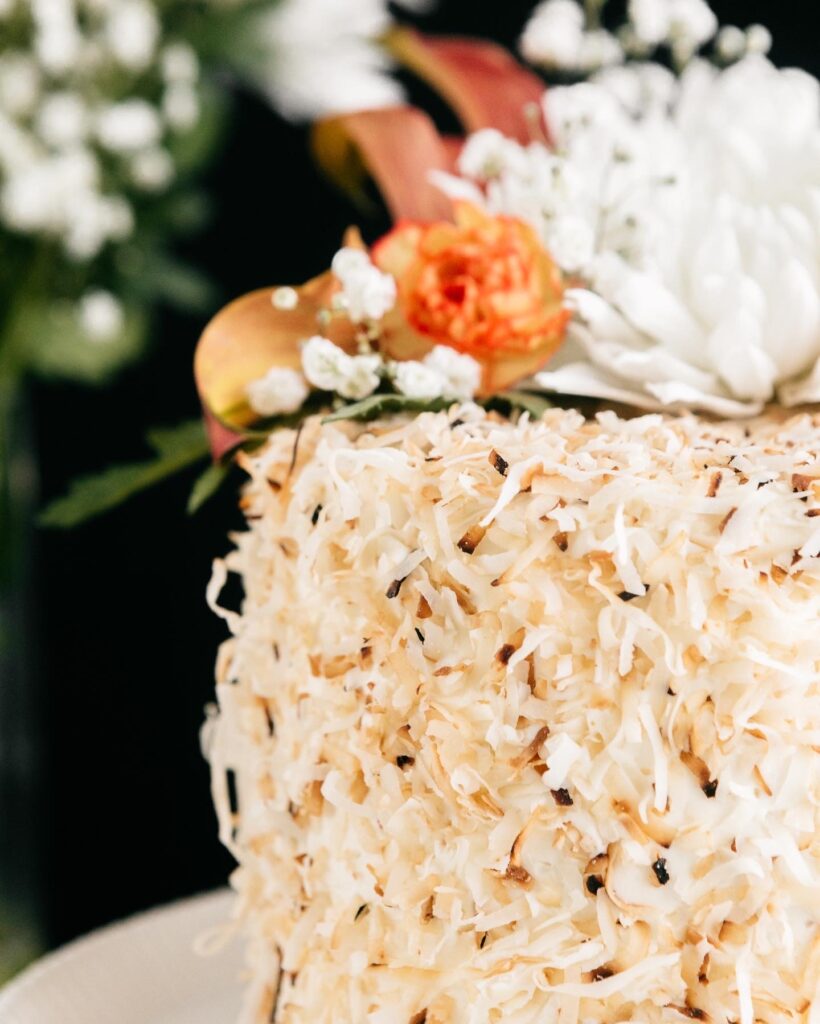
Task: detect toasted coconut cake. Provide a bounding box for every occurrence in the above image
[206,405,820,1024]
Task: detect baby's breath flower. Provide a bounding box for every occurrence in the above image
[79,289,125,342]
[129,147,174,190]
[301,335,382,400]
[97,99,162,153]
[161,83,200,130]
[161,43,199,83]
[745,24,772,56]
[391,359,446,400]
[104,0,160,72]
[422,347,482,400]
[331,247,396,322]
[0,54,41,117]
[246,367,309,416]
[35,91,88,148]
[715,25,746,62]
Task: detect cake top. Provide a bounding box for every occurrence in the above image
[194,2,819,464]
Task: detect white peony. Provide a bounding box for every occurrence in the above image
[440,57,820,415]
[331,246,396,321]
[301,335,382,400]
[246,367,309,416]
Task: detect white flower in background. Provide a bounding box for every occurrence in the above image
[246,367,309,416]
[523,0,726,74]
[422,346,481,399]
[666,0,718,63]
[628,0,669,47]
[520,0,586,69]
[745,24,772,56]
[104,0,160,71]
[160,43,199,83]
[31,0,82,74]
[521,0,622,74]
[440,56,820,414]
[0,54,41,117]
[331,247,396,321]
[79,289,125,342]
[35,91,88,148]
[459,127,531,181]
[301,335,382,400]
[0,0,207,269]
[97,99,162,153]
[252,0,427,121]
[129,147,174,191]
[715,25,746,63]
[162,83,200,130]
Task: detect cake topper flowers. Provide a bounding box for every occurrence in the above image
[195,203,570,458]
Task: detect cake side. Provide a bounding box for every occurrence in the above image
[207,406,820,1024]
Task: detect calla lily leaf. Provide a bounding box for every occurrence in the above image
[194,272,357,453]
[311,107,455,222]
[387,28,548,144]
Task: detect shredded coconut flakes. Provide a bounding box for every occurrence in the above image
[207,404,820,1024]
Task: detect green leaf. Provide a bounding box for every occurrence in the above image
[482,390,553,420]
[322,393,453,424]
[39,419,209,529]
[187,458,232,515]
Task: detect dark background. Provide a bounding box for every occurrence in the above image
[27,0,815,949]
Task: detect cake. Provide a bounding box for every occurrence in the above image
[207,406,819,1023]
[198,8,820,1022]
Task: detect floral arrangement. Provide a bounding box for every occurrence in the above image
[42,0,820,525]
[192,5,819,458]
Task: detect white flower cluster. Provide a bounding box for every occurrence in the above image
[0,0,202,257]
[249,0,430,121]
[0,0,204,345]
[246,247,480,418]
[520,0,768,75]
[246,256,481,421]
[331,247,396,322]
[247,337,481,417]
[439,54,820,414]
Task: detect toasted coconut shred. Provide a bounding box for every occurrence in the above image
[205,405,820,1024]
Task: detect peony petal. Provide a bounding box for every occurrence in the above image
[778,356,820,406]
[532,363,667,410]
[706,309,775,402]
[645,380,763,417]
[591,255,708,364]
[764,258,820,380]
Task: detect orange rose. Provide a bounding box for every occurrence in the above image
[373,202,570,392]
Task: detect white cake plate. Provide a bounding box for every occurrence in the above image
[0,889,244,1024]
